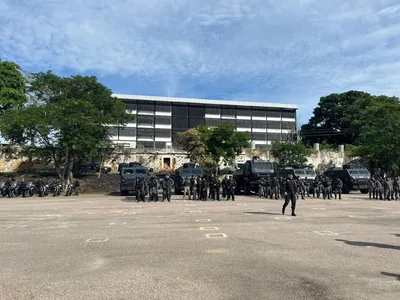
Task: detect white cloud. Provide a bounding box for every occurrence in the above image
[1,0,400,122]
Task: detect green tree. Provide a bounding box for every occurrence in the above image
[176,123,250,175]
[271,142,311,165]
[0,60,27,115]
[0,71,132,184]
[351,96,400,175]
[301,90,371,146]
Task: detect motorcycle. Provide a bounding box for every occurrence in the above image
[0,182,7,197]
[7,182,20,198]
[38,184,49,197]
[53,184,62,197]
[65,184,74,196]
[22,182,35,197]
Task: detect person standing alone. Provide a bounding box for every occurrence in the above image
[282,174,297,216]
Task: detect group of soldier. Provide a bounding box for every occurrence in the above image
[134,173,174,203]
[258,175,344,200]
[368,176,400,201]
[181,175,237,201]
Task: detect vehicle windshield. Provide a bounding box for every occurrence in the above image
[294,170,306,175]
[192,169,203,176]
[135,169,148,174]
[348,169,369,175]
[305,170,316,176]
[180,169,203,176]
[358,169,369,175]
[253,163,275,174]
[122,168,135,175]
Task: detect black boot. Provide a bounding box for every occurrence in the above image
[282,206,285,215]
[291,211,296,217]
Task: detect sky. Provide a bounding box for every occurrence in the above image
[1,0,400,125]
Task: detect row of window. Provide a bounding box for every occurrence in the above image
[123,100,296,119]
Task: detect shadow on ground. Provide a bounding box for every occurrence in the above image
[336,239,400,251]
[392,233,400,237]
[381,272,400,281]
[243,212,281,215]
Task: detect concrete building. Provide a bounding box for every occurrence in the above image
[109,94,298,150]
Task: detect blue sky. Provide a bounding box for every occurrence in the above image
[1,0,400,125]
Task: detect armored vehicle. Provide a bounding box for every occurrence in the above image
[324,167,370,194]
[174,162,203,194]
[233,156,278,195]
[120,165,149,196]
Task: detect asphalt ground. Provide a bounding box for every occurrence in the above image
[0,193,399,300]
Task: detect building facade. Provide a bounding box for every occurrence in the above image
[109,94,298,149]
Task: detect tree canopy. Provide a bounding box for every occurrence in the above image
[0,60,27,115]
[176,123,250,174]
[271,142,311,165]
[0,70,132,183]
[301,91,371,146]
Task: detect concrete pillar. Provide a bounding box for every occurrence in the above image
[313,143,320,151]
[250,141,256,150]
[338,145,344,152]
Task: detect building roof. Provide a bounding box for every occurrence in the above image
[113,94,298,110]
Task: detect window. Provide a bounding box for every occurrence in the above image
[237,108,252,116]
[267,122,281,129]
[119,127,136,137]
[141,141,155,148]
[205,119,220,127]
[172,114,188,130]
[282,122,295,130]
[124,102,137,110]
[155,142,166,149]
[281,110,296,119]
[155,116,171,124]
[221,108,236,117]
[137,128,154,138]
[138,101,154,112]
[189,105,205,118]
[155,129,171,138]
[173,105,188,116]
[236,119,252,127]
[155,103,171,112]
[221,119,236,126]
[252,120,266,128]
[268,133,281,141]
[267,110,281,118]
[205,106,220,114]
[189,117,204,127]
[252,109,266,117]
[137,115,154,125]
[251,133,266,140]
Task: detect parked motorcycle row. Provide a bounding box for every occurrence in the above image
[0,179,79,198]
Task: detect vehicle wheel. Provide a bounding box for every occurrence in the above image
[120,190,128,196]
[360,189,368,194]
[244,183,251,195]
[342,185,350,194]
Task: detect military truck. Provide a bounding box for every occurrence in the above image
[174,162,203,194]
[233,156,278,195]
[119,164,150,196]
[324,167,370,194]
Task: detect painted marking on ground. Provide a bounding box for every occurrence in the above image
[123,212,137,215]
[311,208,326,210]
[204,249,225,254]
[131,206,143,208]
[115,210,125,213]
[348,215,368,219]
[205,233,228,238]
[6,224,27,229]
[109,222,127,226]
[199,226,219,231]
[236,204,248,206]
[274,216,292,220]
[185,204,196,207]
[196,219,211,222]
[84,238,110,243]
[190,210,202,213]
[313,231,338,236]
[372,207,389,210]
[33,225,70,230]
[46,214,63,217]
[88,212,95,215]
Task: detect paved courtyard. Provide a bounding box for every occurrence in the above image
[0,194,399,300]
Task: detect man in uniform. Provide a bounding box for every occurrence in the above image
[368,177,375,200]
[297,178,306,200]
[162,175,174,202]
[279,177,285,198]
[148,173,159,202]
[393,176,400,200]
[191,177,197,200]
[333,177,343,200]
[265,176,272,199]
[227,176,236,201]
[201,177,208,201]
[221,175,229,200]
[182,176,191,200]
[383,177,393,201]
[322,176,330,200]
[304,177,310,197]
[375,177,384,200]
[258,177,266,198]
[282,174,297,216]
[209,177,217,200]
[136,175,146,203]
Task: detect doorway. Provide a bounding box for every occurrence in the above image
[163,157,171,169]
